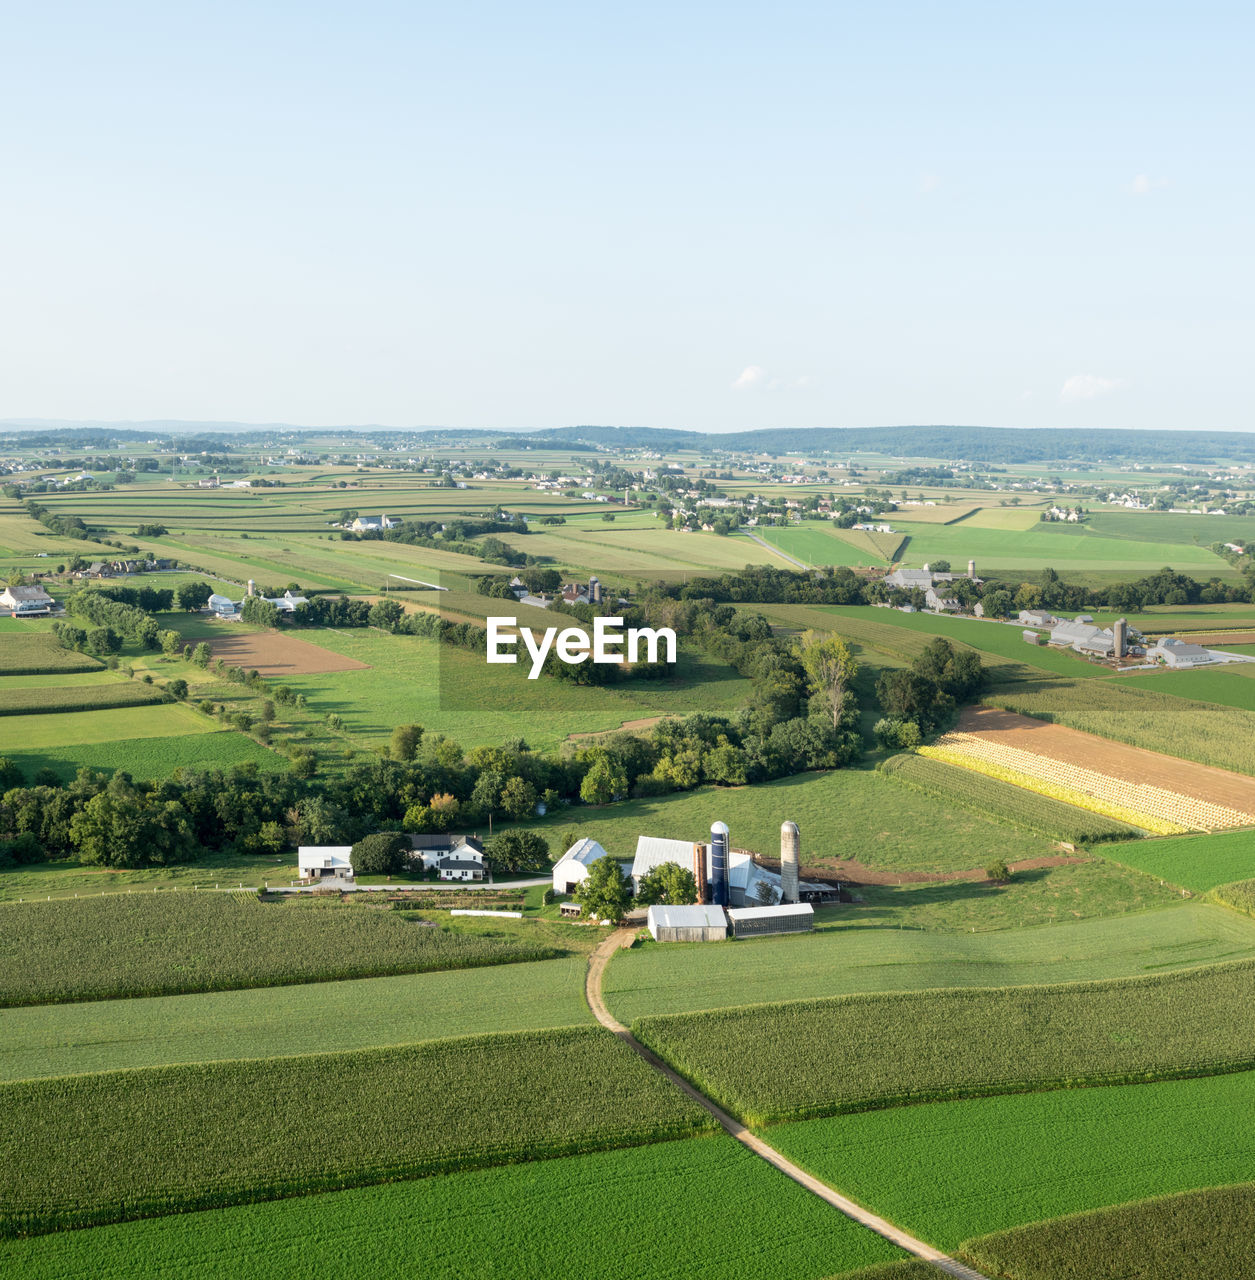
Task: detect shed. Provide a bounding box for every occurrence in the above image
[298,845,353,880]
[646,903,728,943]
[726,903,815,938]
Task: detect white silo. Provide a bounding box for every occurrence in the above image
[780,821,800,904]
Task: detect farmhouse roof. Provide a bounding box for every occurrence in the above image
[438,856,485,871]
[407,834,484,853]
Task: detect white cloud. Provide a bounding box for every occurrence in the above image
[1060,374,1125,402]
[731,365,813,393]
[732,365,768,391]
[1130,173,1169,196]
[920,172,942,195]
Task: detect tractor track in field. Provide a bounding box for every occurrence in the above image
[585,930,991,1280]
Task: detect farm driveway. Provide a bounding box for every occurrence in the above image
[586,930,990,1280]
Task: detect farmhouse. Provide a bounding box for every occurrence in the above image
[551,838,614,894]
[407,834,485,871]
[265,590,310,613]
[298,846,354,880]
[437,849,487,881]
[1018,609,1057,627]
[351,514,399,531]
[0,584,54,614]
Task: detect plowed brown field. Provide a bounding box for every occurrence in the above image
[958,706,1255,819]
[205,629,369,677]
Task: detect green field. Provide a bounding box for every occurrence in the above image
[1120,665,1255,712]
[768,1070,1255,1251]
[0,628,103,675]
[633,961,1255,1124]
[603,902,1255,1021]
[0,893,564,1005]
[1104,828,1255,893]
[878,752,1137,843]
[0,1136,911,1280]
[984,679,1255,776]
[0,680,167,715]
[520,767,1056,875]
[0,1026,714,1236]
[962,1185,1255,1280]
[0,701,223,749]
[757,525,889,567]
[0,956,594,1081]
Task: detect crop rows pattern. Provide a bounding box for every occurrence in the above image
[0,682,166,716]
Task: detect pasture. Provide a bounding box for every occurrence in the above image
[0,957,593,1080]
[1119,665,1255,713]
[601,901,1255,1022]
[1104,828,1255,893]
[0,1026,714,1236]
[633,961,1255,1124]
[767,1070,1255,1251]
[0,893,563,1005]
[0,1136,911,1280]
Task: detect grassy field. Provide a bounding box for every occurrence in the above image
[633,961,1255,1124]
[1120,665,1255,712]
[1103,828,1255,893]
[962,1185,1255,1280]
[270,627,751,752]
[767,1070,1255,1251]
[0,893,565,1005]
[0,957,593,1081]
[757,525,889,567]
[0,1136,911,1280]
[518,767,1057,875]
[984,679,1255,776]
[0,1026,714,1236]
[603,901,1255,1021]
[878,752,1138,843]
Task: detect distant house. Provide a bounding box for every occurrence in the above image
[265,590,309,613]
[925,585,959,612]
[75,561,111,579]
[1018,609,1057,627]
[298,846,354,880]
[351,514,399,531]
[407,834,485,872]
[0,584,54,615]
[883,568,934,592]
[551,838,613,895]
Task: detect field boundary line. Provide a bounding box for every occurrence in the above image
[744,531,811,570]
[585,930,991,1280]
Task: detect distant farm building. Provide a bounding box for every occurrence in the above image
[1149,638,1215,668]
[408,834,486,872]
[647,903,728,943]
[208,593,238,616]
[298,846,354,880]
[0,584,54,615]
[351,514,399,531]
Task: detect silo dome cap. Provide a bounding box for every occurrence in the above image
[710,821,730,836]
[781,820,799,833]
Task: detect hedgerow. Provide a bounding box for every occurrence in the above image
[632,960,1255,1125]
[0,893,563,1005]
[0,1027,715,1237]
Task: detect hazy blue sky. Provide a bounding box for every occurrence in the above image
[2,2,1250,432]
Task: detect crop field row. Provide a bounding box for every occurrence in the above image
[756,526,889,567]
[1119,664,1255,713]
[961,1183,1255,1280]
[0,681,166,716]
[601,901,1255,1022]
[0,1026,714,1237]
[0,1136,914,1280]
[0,630,103,675]
[0,957,595,1082]
[877,752,1138,844]
[983,678,1255,776]
[1100,829,1255,893]
[632,960,1255,1125]
[0,893,565,1006]
[768,1069,1255,1252]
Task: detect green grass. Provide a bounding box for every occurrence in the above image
[517,768,1056,875]
[1104,829,1255,893]
[961,1184,1255,1280]
[878,752,1137,843]
[0,680,166,715]
[0,1136,910,1279]
[2,727,286,784]
[984,679,1255,776]
[633,961,1255,1125]
[1119,665,1255,712]
[0,893,565,1005]
[0,630,103,674]
[602,901,1255,1022]
[757,525,888,567]
[0,1026,715,1237]
[0,701,222,749]
[767,1070,1255,1251]
[0,957,593,1081]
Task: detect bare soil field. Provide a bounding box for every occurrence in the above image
[958,705,1255,818]
[204,628,370,677]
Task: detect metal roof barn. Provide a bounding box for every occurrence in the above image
[646,903,728,943]
[726,903,815,938]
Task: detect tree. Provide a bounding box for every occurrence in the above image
[985,857,1011,883]
[579,754,628,805]
[576,852,632,922]
[167,678,188,700]
[799,630,858,729]
[173,581,214,611]
[390,723,423,761]
[160,629,182,656]
[488,829,550,873]
[635,861,697,907]
[351,831,411,875]
[87,627,122,655]
[241,596,280,627]
[369,599,404,631]
[501,776,538,821]
[192,642,212,667]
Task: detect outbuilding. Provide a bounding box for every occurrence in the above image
[646,903,728,943]
[726,903,815,938]
[552,838,613,894]
[298,846,354,880]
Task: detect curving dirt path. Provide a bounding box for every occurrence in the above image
[586,930,990,1280]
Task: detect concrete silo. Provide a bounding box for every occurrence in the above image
[967,559,977,579]
[709,822,730,907]
[1113,617,1127,658]
[780,821,800,904]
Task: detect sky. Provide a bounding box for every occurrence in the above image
[1,1,1251,433]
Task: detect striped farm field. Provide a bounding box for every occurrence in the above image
[0,681,166,716]
[929,707,1255,833]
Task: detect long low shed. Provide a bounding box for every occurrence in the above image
[726,903,815,938]
[647,903,728,943]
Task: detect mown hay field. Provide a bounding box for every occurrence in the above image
[0,893,564,1005]
[756,526,888,567]
[602,902,1255,1022]
[1119,665,1255,713]
[961,1184,1255,1280]
[768,1070,1255,1251]
[633,961,1255,1125]
[0,957,594,1081]
[0,1136,913,1280]
[0,1026,714,1237]
[878,752,1138,844]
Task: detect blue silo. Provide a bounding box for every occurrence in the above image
[710,821,730,907]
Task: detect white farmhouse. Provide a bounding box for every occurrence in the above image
[438,849,487,881]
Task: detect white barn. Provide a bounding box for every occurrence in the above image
[552,838,613,894]
[298,846,354,880]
